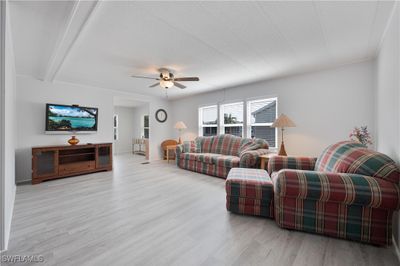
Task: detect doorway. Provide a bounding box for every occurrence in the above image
[113,97,150,161]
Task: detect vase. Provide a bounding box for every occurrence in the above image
[68,136,79,145]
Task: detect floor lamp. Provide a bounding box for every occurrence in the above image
[272,114,296,156]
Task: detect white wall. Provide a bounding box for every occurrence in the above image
[375,2,400,249]
[114,104,149,154]
[15,76,170,183]
[170,61,375,157]
[1,0,17,251]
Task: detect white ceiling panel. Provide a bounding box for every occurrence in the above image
[9,1,396,99]
[10,1,74,78]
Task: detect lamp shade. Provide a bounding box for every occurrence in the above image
[174,121,187,130]
[272,114,296,128]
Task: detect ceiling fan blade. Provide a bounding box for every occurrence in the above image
[149,83,159,88]
[174,77,199,81]
[131,75,159,80]
[174,82,186,89]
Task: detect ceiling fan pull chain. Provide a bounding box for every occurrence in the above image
[165,90,168,99]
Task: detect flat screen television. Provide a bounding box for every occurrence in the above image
[46,103,98,132]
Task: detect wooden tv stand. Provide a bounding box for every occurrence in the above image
[32,143,112,184]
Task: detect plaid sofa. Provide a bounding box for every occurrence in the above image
[176,134,269,178]
[268,141,400,246]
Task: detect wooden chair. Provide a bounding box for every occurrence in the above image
[161,139,178,160]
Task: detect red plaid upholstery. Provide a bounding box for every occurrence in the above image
[178,158,231,178]
[275,197,393,246]
[210,134,244,156]
[214,155,240,168]
[270,141,400,246]
[315,141,400,184]
[239,149,269,168]
[226,168,274,217]
[273,170,400,210]
[177,135,270,178]
[267,156,317,174]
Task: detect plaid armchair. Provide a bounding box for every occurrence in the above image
[176,134,269,178]
[268,141,400,246]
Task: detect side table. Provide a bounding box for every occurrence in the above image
[260,153,278,170]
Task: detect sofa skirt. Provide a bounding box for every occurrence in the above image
[274,196,393,246]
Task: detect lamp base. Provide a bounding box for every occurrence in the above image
[278,141,287,156]
[178,137,182,144]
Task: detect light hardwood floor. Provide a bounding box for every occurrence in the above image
[3,154,399,266]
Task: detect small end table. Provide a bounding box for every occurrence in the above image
[166,145,177,163]
[260,153,278,170]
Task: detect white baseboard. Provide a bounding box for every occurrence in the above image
[393,235,400,263]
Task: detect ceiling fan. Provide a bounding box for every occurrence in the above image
[131,68,199,89]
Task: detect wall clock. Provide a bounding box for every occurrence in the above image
[155,109,167,123]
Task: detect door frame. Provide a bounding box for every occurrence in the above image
[0,0,6,252]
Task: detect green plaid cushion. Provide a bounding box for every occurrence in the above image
[315,141,400,184]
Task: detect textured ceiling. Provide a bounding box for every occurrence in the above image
[10,1,395,99]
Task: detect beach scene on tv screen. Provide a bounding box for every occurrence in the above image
[47,105,97,131]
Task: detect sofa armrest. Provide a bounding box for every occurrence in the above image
[267,156,317,174]
[239,149,269,168]
[175,144,184,165]
[273,169,400,210]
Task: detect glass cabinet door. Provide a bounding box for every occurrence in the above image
[96,145,112,169]
[33,149,58,178]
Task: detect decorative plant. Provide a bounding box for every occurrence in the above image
[349,126,373,147]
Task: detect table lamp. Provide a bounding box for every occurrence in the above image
[272,114,296,156]
[174,121,187,144]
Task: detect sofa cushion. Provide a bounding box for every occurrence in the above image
[181,153,220,164]
[182,141,200,153]
[209,134,242,156]
[213,155,240,168]
[315,141,400,184]
[180,152,239,168]
[195,136,215,153]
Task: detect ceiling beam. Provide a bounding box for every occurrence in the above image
[43,0,100,82]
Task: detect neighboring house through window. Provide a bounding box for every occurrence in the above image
[247,98,277,148]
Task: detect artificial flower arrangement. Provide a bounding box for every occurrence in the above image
[349,126,373,147]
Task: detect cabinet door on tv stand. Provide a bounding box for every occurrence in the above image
[32,148,59,183]
[96,144,112,170]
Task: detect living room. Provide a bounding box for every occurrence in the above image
[1,1,399,265]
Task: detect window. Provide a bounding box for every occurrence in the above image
[142,115,149,139]
[199,105,218,136]
[113,115,118,140]
[197,97,278,143]
[247,98,277,148]
[221,102,244,137]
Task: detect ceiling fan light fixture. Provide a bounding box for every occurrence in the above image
[160,79,174,89]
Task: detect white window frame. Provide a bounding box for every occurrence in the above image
[198,105,218,136]
[220,101,244,137]
[246,97,278,148]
